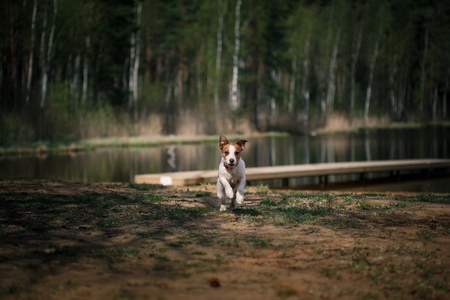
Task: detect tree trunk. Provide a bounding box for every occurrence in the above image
[145,26,151,81]
[288,54,296,113]
[72,54,81,108]
[363,25,382,124]
[214,0,227,112]
[41,0,58,108]
[420,29,429,116]
[7,7,15,93]
[26,0,37,104]
[129,34,136,110]
[443,73,448,119]
[39,11,47,108]
[133,2,142,120]
[229,0,241,111]
[389,55,397,119]
[432,88,437,121]
[302,34,310,125]
[129,2,142,120]
[325,28,341,121]
[177,0,184,105]
[349,26,362,126]
[81,37,89,106]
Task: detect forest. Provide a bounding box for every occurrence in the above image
[1,0,449,145]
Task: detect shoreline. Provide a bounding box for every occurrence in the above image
[1,121,449,156]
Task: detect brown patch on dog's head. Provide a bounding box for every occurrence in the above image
[219,136,248,166]
[219,135,229,150]
[236,140,247,151]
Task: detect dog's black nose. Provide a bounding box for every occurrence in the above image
[230,158,235,163]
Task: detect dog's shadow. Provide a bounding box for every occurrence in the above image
[198,196,261,217]
[231,207,261,216]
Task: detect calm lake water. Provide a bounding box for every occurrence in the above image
[1,126,449,192]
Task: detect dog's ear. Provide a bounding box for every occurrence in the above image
[219,136,229,150]
[236,140,248,151]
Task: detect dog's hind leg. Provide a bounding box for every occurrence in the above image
[229,194,236,210]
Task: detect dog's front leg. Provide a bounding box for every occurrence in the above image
[219,176,234,199]
[235,175,246,204]
[217,178,229,211]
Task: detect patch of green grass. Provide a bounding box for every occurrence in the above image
[128,183,162,191]
[112,288,135,300]
[260,198,276,207]
[97,247,146,265]
[243,236,273,248]
[392,193,450,204]
[167,241,190,248]
[162,206,213,221]
[134,228,172,239]
[185,189,212,197]
[274,284,298,298]
[218,237,241,248]
[254,184,270,195]
[1,282,22,297]
[96,214,139,229]
[320,218,364,229]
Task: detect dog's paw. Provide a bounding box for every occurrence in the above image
[225,188,234,199]
[229,202,236,210]
[236,192,244,204]
[219,205,227,212]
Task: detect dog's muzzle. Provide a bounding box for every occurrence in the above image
[224,159,238,169]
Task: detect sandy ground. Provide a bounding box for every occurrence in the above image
[0,180,449,299]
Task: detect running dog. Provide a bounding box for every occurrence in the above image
[216,135,248,211]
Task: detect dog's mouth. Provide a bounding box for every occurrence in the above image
[224,162,236,169]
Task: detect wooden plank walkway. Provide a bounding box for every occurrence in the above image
[134,159,450,186]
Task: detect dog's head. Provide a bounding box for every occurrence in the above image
[219,135,247,169]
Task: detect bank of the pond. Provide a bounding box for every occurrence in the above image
[2,121,449,156]
[0,132,288,156]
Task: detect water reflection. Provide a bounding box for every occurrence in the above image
[0,127,448,191]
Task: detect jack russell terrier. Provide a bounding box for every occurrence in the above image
[217,135,248,211]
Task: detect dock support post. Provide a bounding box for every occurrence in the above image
[421,168,431,178]
[319,175,328,184]
[282,178,289,187]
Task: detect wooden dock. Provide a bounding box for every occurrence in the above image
[134,159,450,186]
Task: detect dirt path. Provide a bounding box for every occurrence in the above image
[0,180,449,299]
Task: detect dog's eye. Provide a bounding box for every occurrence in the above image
[235,151,240,155]
[224,151,229,155]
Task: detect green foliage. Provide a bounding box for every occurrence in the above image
[0,114,35,146]
[1,0,449,143]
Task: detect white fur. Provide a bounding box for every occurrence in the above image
[217,152,246,211]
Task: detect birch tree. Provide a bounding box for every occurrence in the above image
[419,29,429,116]
[81,37,90,105]
[443,70,449,119]
[39,10,47,108]
[389,55,397,118]
[177,0,185,105]
[325,28,341,122]
[317,6,335,123]
[229,0,241,111]
[129,2,142,120]
[26,0,37,104]
[349,25,362,125]
[302,34,311,124]
[40,0,58,108]
[363,23,382,123]
[214,0,227,112]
